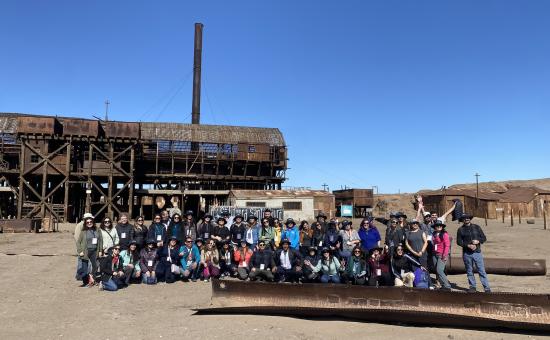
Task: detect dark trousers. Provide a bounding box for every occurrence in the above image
[276,266,302,282]
[302,269,319,282]
[249,268,274,281]
[368,272,392,286]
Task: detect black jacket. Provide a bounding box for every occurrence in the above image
[198,222,215,240]
[168,221,185,243]
[99,254,124,282]
[133,225,148,248]
[452,199,464,221]
[116,223,135,250]
[230,223,246,243]
[385,226,405,248]
[324,228,341,248]
[249,249,275,270]
[273,248,302,268]
[456,223,486,253]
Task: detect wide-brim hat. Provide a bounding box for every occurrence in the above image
[396,212,407,219]
[459,214,474,222]
[129,240,138,246]
[433,221,446,228]
[217,217,226,223]
[321,247,331,254]
[308,246,317,251]
[169,235,178,241]
[285,218,295,226]
[83,213,94,219]
[204,214,213,220]
[195,238,204,244]
[281,238,291,245]
[409,219,419,225]
[316,212,327,219]
[234,214,244,220]
[185,210,194,216]
[247,215,258,221]
[342,220,352,227]
[368,246,384,254]
[146,239,156,245]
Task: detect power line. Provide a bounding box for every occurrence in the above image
[151,71,194,123]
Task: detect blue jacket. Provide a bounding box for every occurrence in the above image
[244,225,259,246]
[147,223,167,244]
[281,226,300,249]
[358,227,381,251]
[178,244,200,270]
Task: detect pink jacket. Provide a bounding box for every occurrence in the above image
[432,231,450,258]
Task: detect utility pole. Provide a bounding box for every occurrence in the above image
[475,173,480,208]
[104,100,110,121]
[322,183,329,192]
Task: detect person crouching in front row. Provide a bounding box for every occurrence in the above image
[391,245,419,287]
[219,240,236,277]
[302,246,321,282]
[309,247,344,283]
[157,236,182,283]
[120,240,142,285]
[99,245,126,291]
[234,240,253,280]
[140,239,159,285]
[248,240,275,282]
[273,238,302,283]
[368,245,392,286]
[343,246,368,285]
[179,237,201,282]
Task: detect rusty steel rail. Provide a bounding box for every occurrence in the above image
[201,279,550,332]
[447,257,547,276]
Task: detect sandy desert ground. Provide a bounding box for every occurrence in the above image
[1,218,549,340]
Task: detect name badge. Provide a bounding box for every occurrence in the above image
[427,235,433,242]
[121,232,126,239]
[187,260,192,267]
[186,230,191,236]
[236,233,242,240]
[376,269,382,276]
[260,264,265,270]
[401,269,405,277]
[156,235,162,241]
[318,241,323,247]
[205,233,209,239]
[329,236,335,242]
[434,244,438,251]
[147,260,153,267]
[92,238,97,245]
[242,261,247,267]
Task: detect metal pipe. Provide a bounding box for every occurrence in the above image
[191,23,203,125]
[446,257,546,276]
[203,279,550,332]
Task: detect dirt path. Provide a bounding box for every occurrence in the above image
[0,219,549,339]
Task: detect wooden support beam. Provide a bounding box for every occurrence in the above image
[17,139,25,218]
[64,141,71,222]
[108,143,114,218]
[128,146,135,218]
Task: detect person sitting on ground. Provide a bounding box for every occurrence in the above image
[219,240,236,277]
[178,236,201,282]
[147,213,167,248]
[157,235,182,283]
[299,220,314,257]
[99,245,126,291]
[133,216,148,251]
[100,216,119,256]
[230,215,246,246]
[281,218,300,250]
[212,217,231,249]
[244,215,260,250]
[140,239,159,285]
[310,248,344,284]
[200,239,220,281]
[234,240,253,280]
[273,238,302,282]
[301,246,321,283]
[456,214,491,293]
[116,213,134,251]
[391,245,419,287]
[339,220,361,261]
[359,217,381,253]
[344,246,368,285]
[76,216,103,286]
[198,214,215,241]
[432,221,452,290]
[120,240,141,285]
[259,218,275,249]
[405,220,428,269]
[367,245,392,286]
[248,240,275,282]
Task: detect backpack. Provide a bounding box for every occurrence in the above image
[413,267,430,289]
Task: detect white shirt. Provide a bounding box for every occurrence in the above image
[280,250,291,270]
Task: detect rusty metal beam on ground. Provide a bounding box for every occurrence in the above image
[202,279,550,332]
[447,257,546,276]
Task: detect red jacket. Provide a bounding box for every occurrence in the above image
[368,252,390,274]
[234,248,253,267]
[432,231,450,258]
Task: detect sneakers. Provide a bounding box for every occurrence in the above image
[98,282,104,291]
[203,278,210,282]
[484,289,492,293]
[440,287,451,292]
[467,287,477,293]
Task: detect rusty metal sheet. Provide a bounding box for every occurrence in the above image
[0,219,34,232]
[17,117,59,135]
[102,121,140,139]
[203,279,550,332]
[447,257,546,276]
[61,118,99,136]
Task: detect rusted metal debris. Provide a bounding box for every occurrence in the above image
[200,279,550,332]
[447,257,546,276]
[0,218,39,233]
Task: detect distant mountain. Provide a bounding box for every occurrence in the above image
[448,178,550,192]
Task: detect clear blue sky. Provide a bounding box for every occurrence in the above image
[1,1,549,193]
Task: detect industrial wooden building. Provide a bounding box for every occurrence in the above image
[0,113,287,222]
[420,189,501,219]
[228,189,335,222]
[333,188,374,217]
[496,187,550,218]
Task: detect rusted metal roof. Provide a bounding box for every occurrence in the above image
[230,189,332,199]
[140,122,285,146]
[420,188,501,201]
[498,186,550,203]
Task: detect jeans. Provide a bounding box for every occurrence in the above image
[432,255,451,289]
[102,278,118,291]
[463,252,490,291]
[320,274,340,283]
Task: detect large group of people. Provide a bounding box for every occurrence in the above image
[74,203,491,294]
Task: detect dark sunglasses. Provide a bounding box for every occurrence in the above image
[259,243,266,247]
[185,241,192,244]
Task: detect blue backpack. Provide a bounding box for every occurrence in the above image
[413,268,430,288]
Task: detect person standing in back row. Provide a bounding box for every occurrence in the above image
[456,214,491,293]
